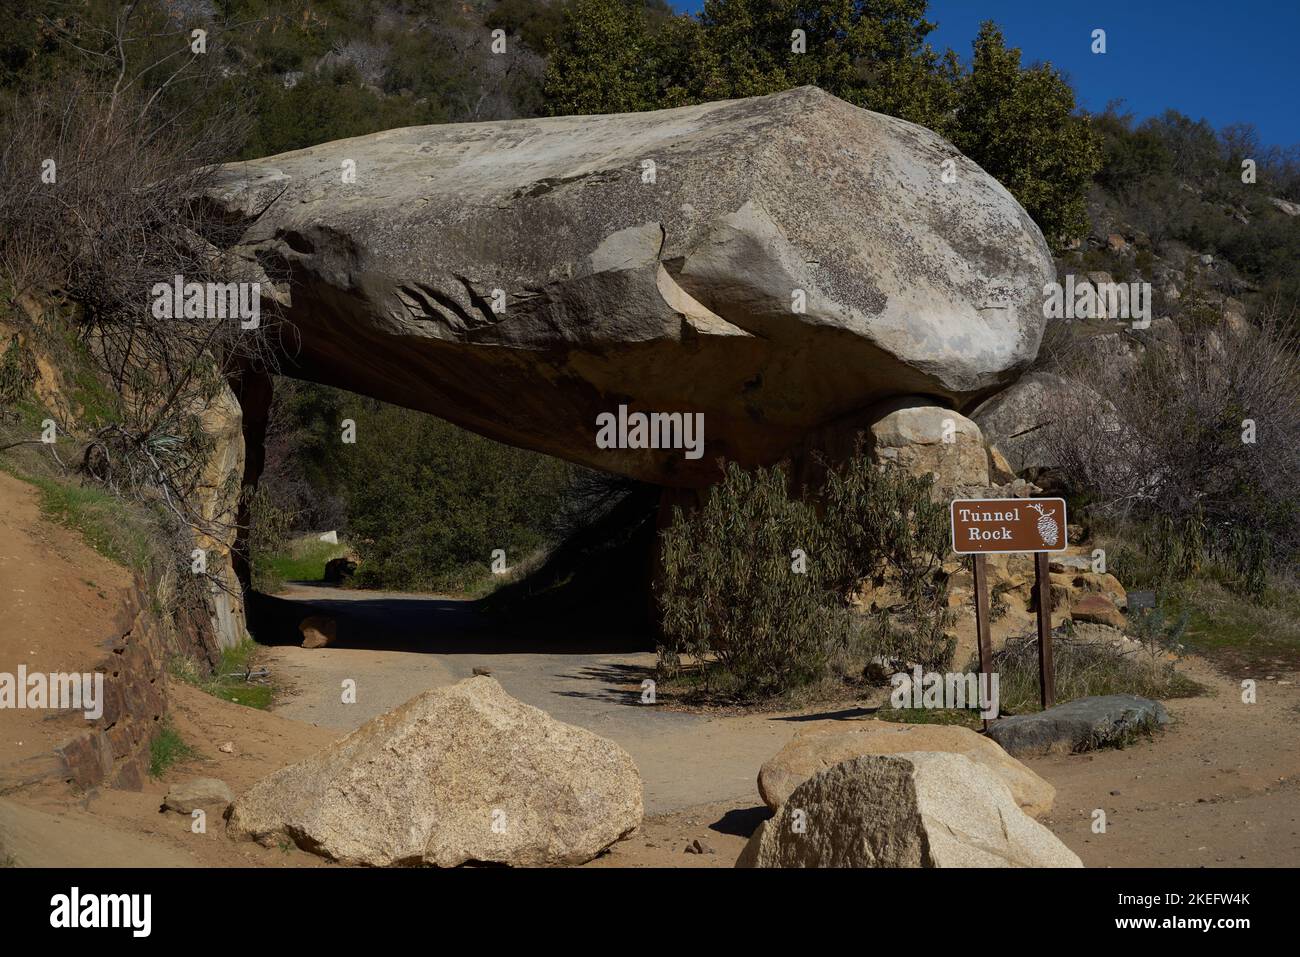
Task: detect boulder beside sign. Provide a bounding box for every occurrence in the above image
[950,498,1068,555]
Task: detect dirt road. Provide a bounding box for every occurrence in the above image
[256,583,1300,867]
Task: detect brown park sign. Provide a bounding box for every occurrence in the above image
[949,498,1068,555]
[951,496,1070,714]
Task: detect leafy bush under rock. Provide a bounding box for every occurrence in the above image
[658,462,851,700]
[656,452,953,702]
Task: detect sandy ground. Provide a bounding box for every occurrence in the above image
[0,471,131,761]
[1,474,1297,868]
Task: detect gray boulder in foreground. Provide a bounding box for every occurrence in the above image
[227,676,643,866]
[208,86,1054,486]
[757,721,1054,817]
[988,694,1170,758]
[738,752,1081,868]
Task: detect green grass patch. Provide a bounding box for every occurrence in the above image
[259,534,350,589]
[871,707,985,729]
[206,683,273,709]
[27,475,154,572]
[169,638,274,711]
[148,719,196,778]
[1166,580,1300,675]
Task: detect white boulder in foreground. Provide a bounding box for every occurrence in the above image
[228,676,643,866]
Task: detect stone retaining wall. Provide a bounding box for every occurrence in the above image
[0,578,209,794]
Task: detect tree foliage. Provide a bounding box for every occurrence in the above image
[544,4,1099,249]
[257,381,573,593]
[949,22,1100,248]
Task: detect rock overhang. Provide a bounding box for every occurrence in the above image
[206,86,1055,486]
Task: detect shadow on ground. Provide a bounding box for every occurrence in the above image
[246,585,653,656]
[709,805,772,838]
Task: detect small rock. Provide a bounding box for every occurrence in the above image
[1048,555,1093,574]
[162,777,234,815]
[1070,594,1125,629]
[218,741,236,754]
[987,444,1017,484]
[299,615,337,649]
[323,556,358,583]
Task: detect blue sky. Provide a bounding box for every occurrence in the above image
[670,1,1299,148]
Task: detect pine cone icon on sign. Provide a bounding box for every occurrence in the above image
[1028,502,1060,547]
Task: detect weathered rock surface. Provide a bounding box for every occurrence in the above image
[192,376,248,652]
[227,676,642,866]
[1069,593,1126,629]
[757,722,1054,817]
[738,753,1081,868]
[972,372,1073,476]
[162,778,234,815]
[867,398,989,491]
[988,694,1169,757]
[207,87,1054,486]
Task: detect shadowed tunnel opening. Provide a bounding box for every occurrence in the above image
[232,365,666,654]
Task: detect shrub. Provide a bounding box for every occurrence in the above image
[247,484,298,594]
[1042,309,1300,594]
[253,381,575,594]
[339,400,571,593]
[657,461,850,699]
[990,629,1200,716]
[820,444,954,670]
[657,451,955,701]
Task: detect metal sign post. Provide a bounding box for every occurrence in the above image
[950,497,1069,719]
[971,553,994,730]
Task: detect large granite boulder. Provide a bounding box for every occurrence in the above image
[758,721,1054,817]
[207,87,1054,486]
[738,752,1081,868]
[227,676,643,866]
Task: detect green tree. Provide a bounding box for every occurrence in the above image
[543,0,699,115]
[951,22,1100,249]
[237,67,443,160]
[657,461,849,699]
[696,0,958,131]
